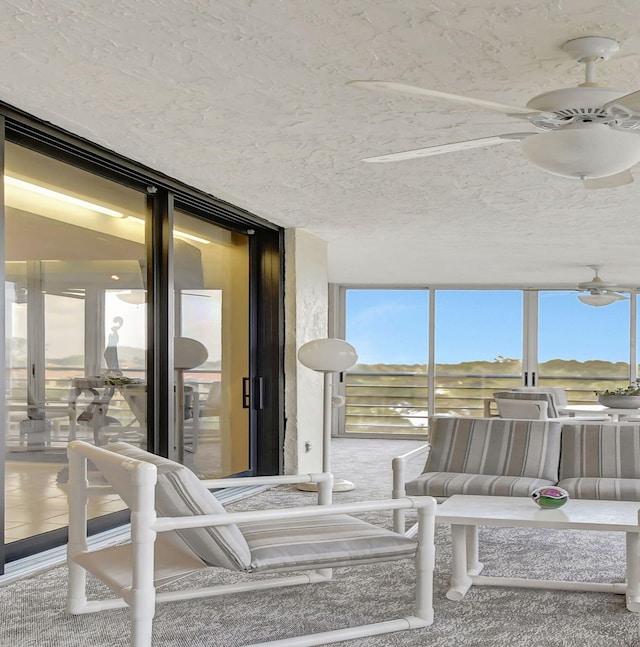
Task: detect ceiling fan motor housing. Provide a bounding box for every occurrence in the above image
[526,86,626,116]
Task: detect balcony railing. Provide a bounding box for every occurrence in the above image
[344,371,631,436]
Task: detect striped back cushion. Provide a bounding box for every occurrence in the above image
[493,391,559,418]
[106,442,251,572]
[559,423,640,479]
[424,417,561,482]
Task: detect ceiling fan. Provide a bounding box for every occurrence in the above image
[348,36,640,189]
[576,265,630,306]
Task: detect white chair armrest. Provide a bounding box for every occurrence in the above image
[202,472,334,505]
[153,496,437,532]
[201,473,332,489]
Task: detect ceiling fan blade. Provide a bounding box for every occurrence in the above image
[347,80,537,115]
[583,169,634,190]
[362,133,531,163]
[603,89,640,113]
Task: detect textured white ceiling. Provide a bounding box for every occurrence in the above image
[3,1,640,288]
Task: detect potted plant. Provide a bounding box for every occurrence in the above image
[595,382,640,408]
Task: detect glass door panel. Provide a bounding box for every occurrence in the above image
[173,211,250,477]
[434,290,523,416]
[4,141,147,546]
[343,289,429,435]
[538,291,630,402]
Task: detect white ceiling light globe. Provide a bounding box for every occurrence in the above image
[521,123,640,179]
[577,293,619,307]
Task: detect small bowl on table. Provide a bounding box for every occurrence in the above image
[598,395,640,409]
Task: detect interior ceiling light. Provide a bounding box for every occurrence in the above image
[576,265,630,306]
[116,290,146,305]
[577,293,620,307]
[5,176,124,217]
[521,123,640,179]
[127,216,211,245]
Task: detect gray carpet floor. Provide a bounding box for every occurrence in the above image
[2,437,639,646]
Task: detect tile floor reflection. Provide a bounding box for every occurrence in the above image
[4,461,126,543]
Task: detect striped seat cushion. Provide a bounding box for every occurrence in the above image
[424,417,562,482]
[406,472,554,498]
[240,515,418,573]
[556,477,640,501]
[106,442,251,572]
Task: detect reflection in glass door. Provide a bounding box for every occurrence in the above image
[434,290,523,416]
[537,291,631,402]
[173,211,250,477]
[4,141,147,549]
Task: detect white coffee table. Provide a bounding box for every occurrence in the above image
[436,495,640,611]
[560,404,640,421]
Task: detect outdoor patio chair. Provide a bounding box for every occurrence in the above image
[66,440,437,647]
[118,383,200,451]
[494,397,549,420]
[493,391,609,421]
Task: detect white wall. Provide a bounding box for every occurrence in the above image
[283,228,328,474]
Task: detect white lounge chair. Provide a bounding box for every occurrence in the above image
[66,440,437,647]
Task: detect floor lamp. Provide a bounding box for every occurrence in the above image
[174,336,208,463]
[296,337,358,492]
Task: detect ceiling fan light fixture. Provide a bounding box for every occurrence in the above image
[577,293,619,307]
[521,123,640,179]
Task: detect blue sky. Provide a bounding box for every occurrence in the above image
[345,289,632,365]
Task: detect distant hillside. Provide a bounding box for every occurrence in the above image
[352,358,629,377]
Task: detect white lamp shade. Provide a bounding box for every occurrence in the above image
[297,338,358,373]
[174,336,208,369]
[521,123,640,179]
[577,293,619,307]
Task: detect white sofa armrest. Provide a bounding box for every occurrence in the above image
[392,443,431,534]
[392,443,430,499]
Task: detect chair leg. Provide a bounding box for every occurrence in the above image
[413,505,435,624]
[131,605,155,647]
[66,561,88,614]
[66,449,89,614]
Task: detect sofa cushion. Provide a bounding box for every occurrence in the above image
[557,477,640,501]
[424,417,562,483]
[559,423,640,480]
[406,472,555,498]
[240,514,417,573]
[105,442,251,572]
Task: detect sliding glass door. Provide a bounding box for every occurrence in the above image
[2,124,283,571]
[173,211,250,478]
[4,141,147,548]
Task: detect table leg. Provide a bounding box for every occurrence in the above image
[625,532,640,612]
[465,525,484,575]
[447,524,473,601]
